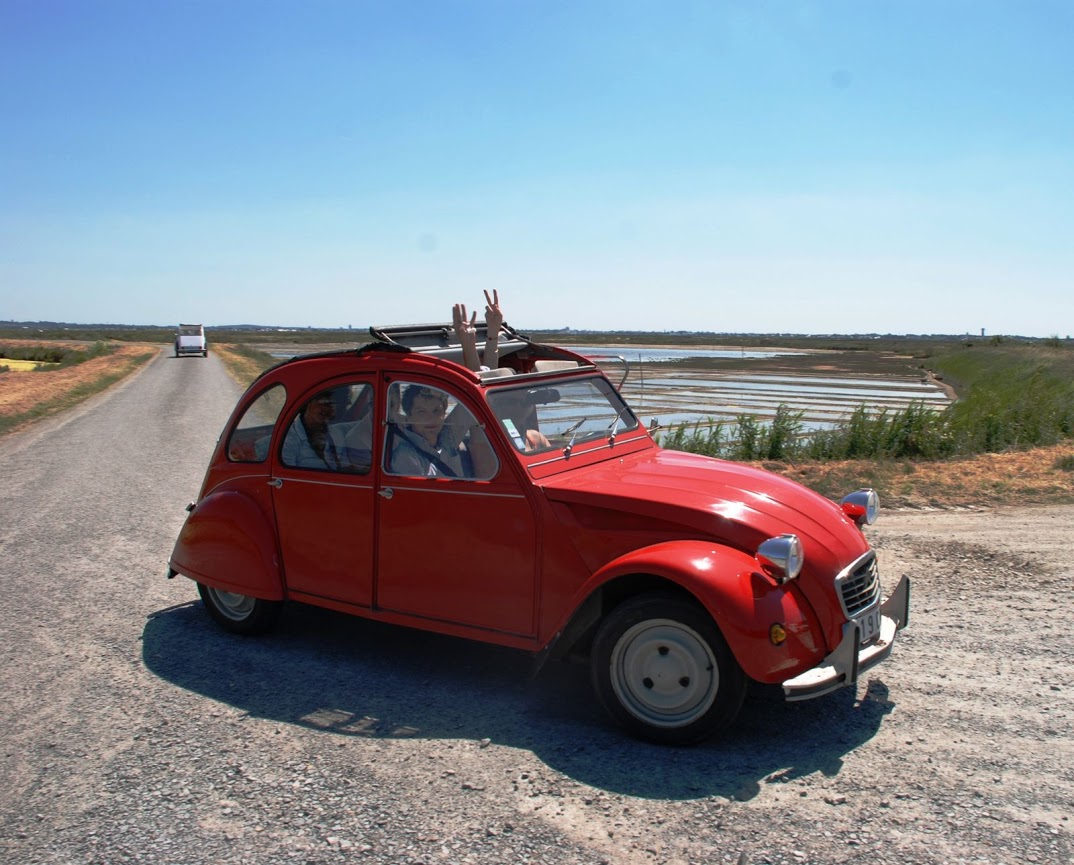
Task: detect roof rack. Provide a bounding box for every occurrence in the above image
[368,320,530,360]
[366,320,605,384]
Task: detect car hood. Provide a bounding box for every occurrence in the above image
[538,447,869,575]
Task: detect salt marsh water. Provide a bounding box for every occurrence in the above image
[570,347,951,432]
[620,371,949,431]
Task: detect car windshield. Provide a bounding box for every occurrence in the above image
[486,376,639,455]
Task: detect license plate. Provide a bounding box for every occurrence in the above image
[855,607,882,645]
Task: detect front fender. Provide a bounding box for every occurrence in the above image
[168,490,283,600]
[579,540,827,683]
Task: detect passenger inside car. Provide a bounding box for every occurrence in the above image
[280,385,372,473]
[386,383,496,479]
[490,389,551,452]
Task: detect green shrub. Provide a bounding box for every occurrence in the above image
[658,418,726,457]
[763,404,804,460]
[1,341,115,368]
[1055,454,1074,472]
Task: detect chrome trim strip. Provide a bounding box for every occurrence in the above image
[381,486,527,499]
[272,476,376,491]
[202,473,280,499]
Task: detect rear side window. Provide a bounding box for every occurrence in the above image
[227,384,287,463]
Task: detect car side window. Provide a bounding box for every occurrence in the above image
[228,384,287,463]
[383,381,498,480]
[280,383,374,474]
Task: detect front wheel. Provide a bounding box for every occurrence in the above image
[590,594,746,745]
[197,583,282,635]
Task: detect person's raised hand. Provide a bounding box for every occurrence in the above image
[452,303,476,336]
[453,302,481,371]
[483,289,503,333]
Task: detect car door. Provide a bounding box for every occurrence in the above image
[374,376,538,637]
[270,377,377,609]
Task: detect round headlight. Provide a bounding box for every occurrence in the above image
[757,534,804,583]
[840,488,879,526]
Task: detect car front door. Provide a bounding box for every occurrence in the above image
[374,377,538,637]
[271,378,377,609]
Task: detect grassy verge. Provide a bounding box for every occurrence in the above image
[211,344,280,387]
[0,344,157,436]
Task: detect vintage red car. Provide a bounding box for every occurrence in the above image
[169,321,909,744]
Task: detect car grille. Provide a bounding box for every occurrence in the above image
[836,552,881,618]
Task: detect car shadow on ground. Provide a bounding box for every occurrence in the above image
[143,598,895,802]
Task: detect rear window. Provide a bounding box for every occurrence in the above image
[227,384,287,463]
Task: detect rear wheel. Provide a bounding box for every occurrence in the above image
[590,594,746,745]
[197,583,281,635]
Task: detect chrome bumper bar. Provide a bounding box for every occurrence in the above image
[783,574,910,701]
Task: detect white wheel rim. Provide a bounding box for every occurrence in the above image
[209,588,255,621]
[609,618,719,728]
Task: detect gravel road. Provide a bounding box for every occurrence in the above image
[1,348,1071,865]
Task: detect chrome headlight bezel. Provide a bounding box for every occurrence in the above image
[757,533,804,583]
[840,488,880,526]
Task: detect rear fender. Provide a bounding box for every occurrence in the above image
[569,540,825,683]
[168,490,283,600]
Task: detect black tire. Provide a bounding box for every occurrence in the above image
[197,583,282,635]
[590,593,746,745]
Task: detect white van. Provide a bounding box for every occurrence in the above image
[175,324,207,358]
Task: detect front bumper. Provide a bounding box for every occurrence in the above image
[782,574,910,701]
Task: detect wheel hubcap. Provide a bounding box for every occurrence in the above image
[610,619,718,728]
[209,588,255,621]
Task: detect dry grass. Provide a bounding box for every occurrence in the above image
[0,342,158,434]
[211,343,276,386]
[766,442,1074,509]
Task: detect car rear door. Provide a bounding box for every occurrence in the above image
[270,377,377,609]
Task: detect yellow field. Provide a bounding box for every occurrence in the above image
[2,358,59,371]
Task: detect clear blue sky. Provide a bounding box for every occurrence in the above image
[2,1,1071,336]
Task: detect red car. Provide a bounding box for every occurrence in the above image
[169,322,909,744]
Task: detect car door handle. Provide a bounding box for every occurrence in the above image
[268,478,283,489]
[378,487,394,499]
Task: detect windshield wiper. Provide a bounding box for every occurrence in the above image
[606,407,627,445]
[562,417,588,458]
